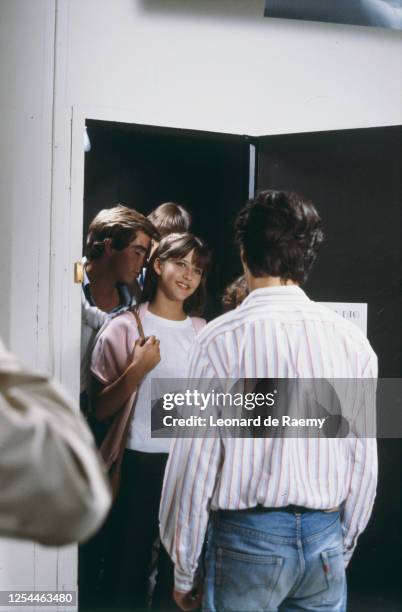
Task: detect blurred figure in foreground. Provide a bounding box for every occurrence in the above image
[0,337,111,545]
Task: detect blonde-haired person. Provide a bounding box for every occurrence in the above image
[91,232,210,611]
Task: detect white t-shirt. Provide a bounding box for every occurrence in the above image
[126,310,199,453]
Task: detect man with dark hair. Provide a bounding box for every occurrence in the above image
[235,190,323,284]
[160,191,377,612]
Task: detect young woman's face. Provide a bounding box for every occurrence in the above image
[154,248,203,302]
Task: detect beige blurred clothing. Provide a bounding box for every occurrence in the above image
[0,339,111,546]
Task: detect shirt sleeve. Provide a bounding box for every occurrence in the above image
[91,313,138,385]
[341,347,378,566]
[0,341,111,546]
[81,287,108,331]
[159,338,223,592]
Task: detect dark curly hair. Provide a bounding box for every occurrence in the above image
[235,191,324,284]
[222,275,249,312]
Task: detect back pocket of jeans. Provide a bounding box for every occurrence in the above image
[215,547,283,611]
[319,546,346,605]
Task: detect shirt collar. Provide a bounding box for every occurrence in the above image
[82,257,90,288]
[241,285,310,308]
[82,257,95,305]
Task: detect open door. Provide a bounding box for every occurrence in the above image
[255,125,401,375]
[255,125,401,608]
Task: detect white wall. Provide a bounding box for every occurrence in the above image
[0,2,75,609]
[0,0,54,365]
[66,0,401,135]
[0,0,400,607]
[60,0,402,400]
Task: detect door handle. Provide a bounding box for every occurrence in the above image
[74,261,84,284]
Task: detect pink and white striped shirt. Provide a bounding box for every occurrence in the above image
[159,286,378,592]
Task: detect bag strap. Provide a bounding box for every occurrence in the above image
[132,307,145,340]
[102,306,146,498]
[109,305,149,497]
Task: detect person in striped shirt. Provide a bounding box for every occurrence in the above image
[159,190,378,612]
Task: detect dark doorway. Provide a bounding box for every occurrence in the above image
[84,119,252,319]
[83,121,401,611]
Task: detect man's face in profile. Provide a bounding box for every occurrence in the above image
[111,231,151,284]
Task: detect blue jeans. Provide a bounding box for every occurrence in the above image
[203,507,347,611]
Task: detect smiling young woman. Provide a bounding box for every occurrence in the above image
[90,233,210,611]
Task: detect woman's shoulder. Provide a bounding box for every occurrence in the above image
[109,309,137,329]
[97,310,139,344]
